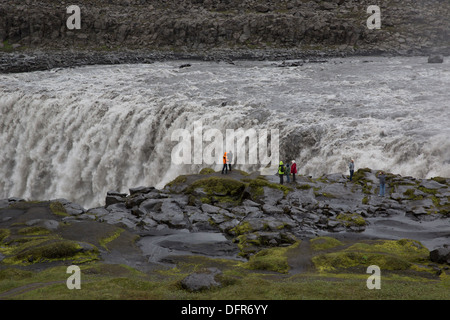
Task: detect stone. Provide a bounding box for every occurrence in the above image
[63,202,86,215]
[428,55,444,63]
[129,186,155,195]
[180,268,222,292]
[430,245,450,265]
[105,193,127,208]
[262,204,284,215]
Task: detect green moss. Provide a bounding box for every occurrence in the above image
[310,237,343,251]
[352,168,372,182]
[418,186,438,195]
[431,177,447,185]
[336,213,366,227]
[432,196,440,207]
[403,188,424,200]
[234,234,261,257]
[297,184,312,190]
[315,192,337,199]
[50,202,68,217]
[313,251,411,272]
[18,226,51,236]
[362,196,369,205]
[246,177,292,197]
[313,239,430,273]
[99,228,124,251]
[348,239,429,262]
[186,176,247,204]
[199,168,215,175]
[244,242,300,274]
[166,175,188,188]
[0,228,9,242]
[351,168,374,195]
[234,170,250,176]
[2,238,98,265]
[230,222,253,236]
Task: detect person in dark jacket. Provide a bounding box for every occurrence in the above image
[285,161,290,183]
[349,159,355,181]
[291,160,297,182]
[377,171,386,197]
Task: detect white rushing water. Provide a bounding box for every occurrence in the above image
[1,56,449,208]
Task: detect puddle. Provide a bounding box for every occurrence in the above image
[137,230,242,264]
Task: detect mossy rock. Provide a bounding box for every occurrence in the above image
[1,236,99,265]
[312,239,430,273]
[245,177,291,198]
[199,168,215,175]
[313,251,412,272]
[244,242,300,274]
[336,213,366,227]
[310,236,343,251]
[165,175,188,189]
[352,168,372,182]
[431,177,448,185]
[50,201,69,217]
[186,176,247,204]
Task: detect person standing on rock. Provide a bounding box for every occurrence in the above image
[285,161,290,183]
[228,150,233,172]
[349,159,355,181]
[291,160,297,182]
[377,171,386,197]
[278,161,285,184]
[222,152,228,174]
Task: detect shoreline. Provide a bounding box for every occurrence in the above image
[1,46,448,74]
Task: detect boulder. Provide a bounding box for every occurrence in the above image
[180,268,222,292]
[430,245,450,265]
[428,55,444,63]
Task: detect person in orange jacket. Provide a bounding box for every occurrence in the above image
[221,152,228,174]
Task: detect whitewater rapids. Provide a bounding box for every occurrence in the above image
[1,56,449,208]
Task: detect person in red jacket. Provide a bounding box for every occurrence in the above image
[291,160,297,182]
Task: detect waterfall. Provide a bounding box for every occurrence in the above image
[1,58,449,208]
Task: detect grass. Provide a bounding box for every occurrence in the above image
[1,257,448,300]
[1,234,448,300]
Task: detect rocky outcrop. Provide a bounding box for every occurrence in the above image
[4,168,446,261]
[1,168,449,274]
[1,0,450,72]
